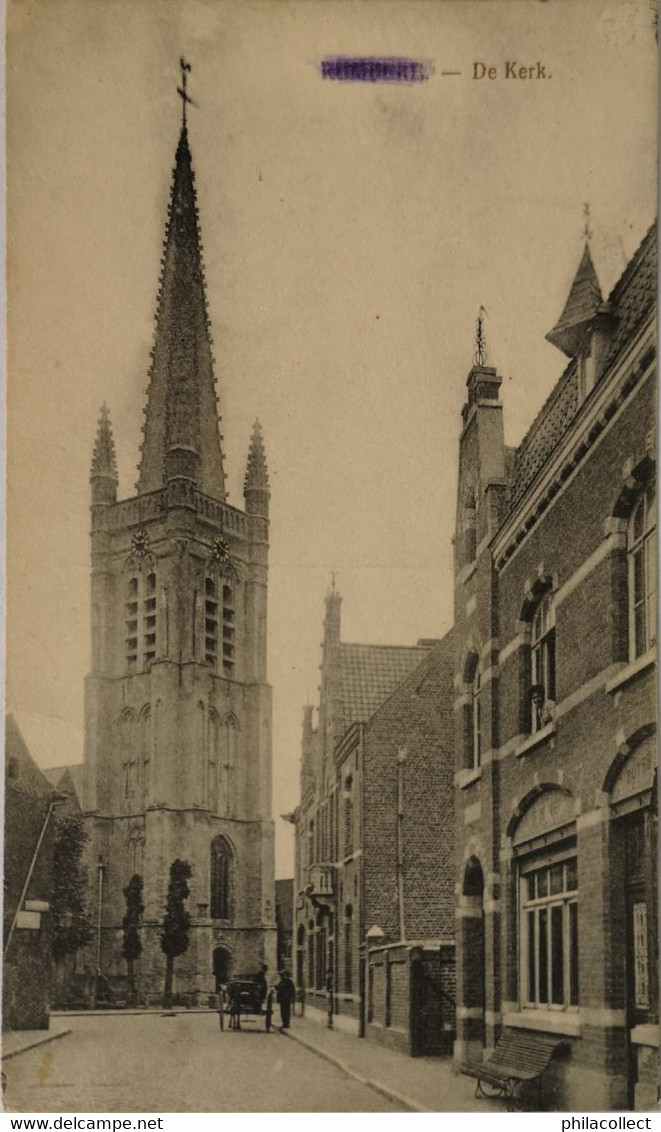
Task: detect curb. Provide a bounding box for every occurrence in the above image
[2,1028,72,1062]
[51,1008,218,1018]
[278,1027,430,1113]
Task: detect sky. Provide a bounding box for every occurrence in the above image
[6,0,657,877]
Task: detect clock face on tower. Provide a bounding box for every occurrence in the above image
[212,536,231,568]
[131,530,150,558]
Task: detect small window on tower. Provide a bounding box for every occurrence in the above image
[142,572,157,666]
[222,585,235,676]
[205,576,218,668]
[126,577,139,668]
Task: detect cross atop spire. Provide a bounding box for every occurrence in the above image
[582,202,593,243]
[177,57,197,127]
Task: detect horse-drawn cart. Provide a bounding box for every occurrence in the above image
[221,977,273,1031]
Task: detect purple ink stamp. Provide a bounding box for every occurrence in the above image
[320,57,433,83]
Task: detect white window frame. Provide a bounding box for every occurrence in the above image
[519,851,578,1013]
[468,664,481,770]
[628,482,656,661]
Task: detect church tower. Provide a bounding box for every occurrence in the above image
[83,72,276,997]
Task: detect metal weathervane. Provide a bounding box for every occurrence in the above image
[475,305,487,366]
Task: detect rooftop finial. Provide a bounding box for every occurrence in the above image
[474,305,487,366]
[177,57,196,127]
[582,202,593,243]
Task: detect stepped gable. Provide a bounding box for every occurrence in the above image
[339,641,432,730]
[510,224,657,509]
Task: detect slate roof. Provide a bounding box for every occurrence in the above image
[338,641,432,729]
[510,224,657,507]
[546,243,603,356]
[5,715,56,801]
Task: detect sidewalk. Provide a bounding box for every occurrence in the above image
[2,1018,72,1061]
[278,1014,502,1113]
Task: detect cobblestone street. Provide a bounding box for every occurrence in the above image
[3,1014,407,1113]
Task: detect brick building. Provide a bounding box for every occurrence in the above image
[61,97,276,999]
[3,715,58,1030]
[453,227,657,1109]
[292,587,456,1053]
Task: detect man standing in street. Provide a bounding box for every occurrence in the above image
[276,970,296,1029]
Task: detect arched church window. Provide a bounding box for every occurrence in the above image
[222,584,235,677]
[205,577,218,667]
[222,714,238,817]
[210,836,233,920]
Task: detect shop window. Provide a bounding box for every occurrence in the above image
[629,482,656,660]
[520,855,578,1010]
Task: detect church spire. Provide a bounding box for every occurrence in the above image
[546,242,604,357]
[137,75,226,500]
[91,403,118,504]
[244,419,270,516]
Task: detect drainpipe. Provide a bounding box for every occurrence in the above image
[396,747,407,943]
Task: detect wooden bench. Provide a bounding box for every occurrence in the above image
[461,1031,566,1111]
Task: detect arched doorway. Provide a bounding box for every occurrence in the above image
[459,856,485,1058]
[605,733,658,1109]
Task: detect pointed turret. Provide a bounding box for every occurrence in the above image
[137,123,226,499]
[91,403,118,504]
[546,243,604,357]
[244,419,270,516]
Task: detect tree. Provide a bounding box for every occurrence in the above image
[121,874,144,1004]
[160,859,192,1007]
[51,813,94,962]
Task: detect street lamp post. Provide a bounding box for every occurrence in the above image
[95,857,106,1006]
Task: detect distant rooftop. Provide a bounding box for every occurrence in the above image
[339,641,432,730]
